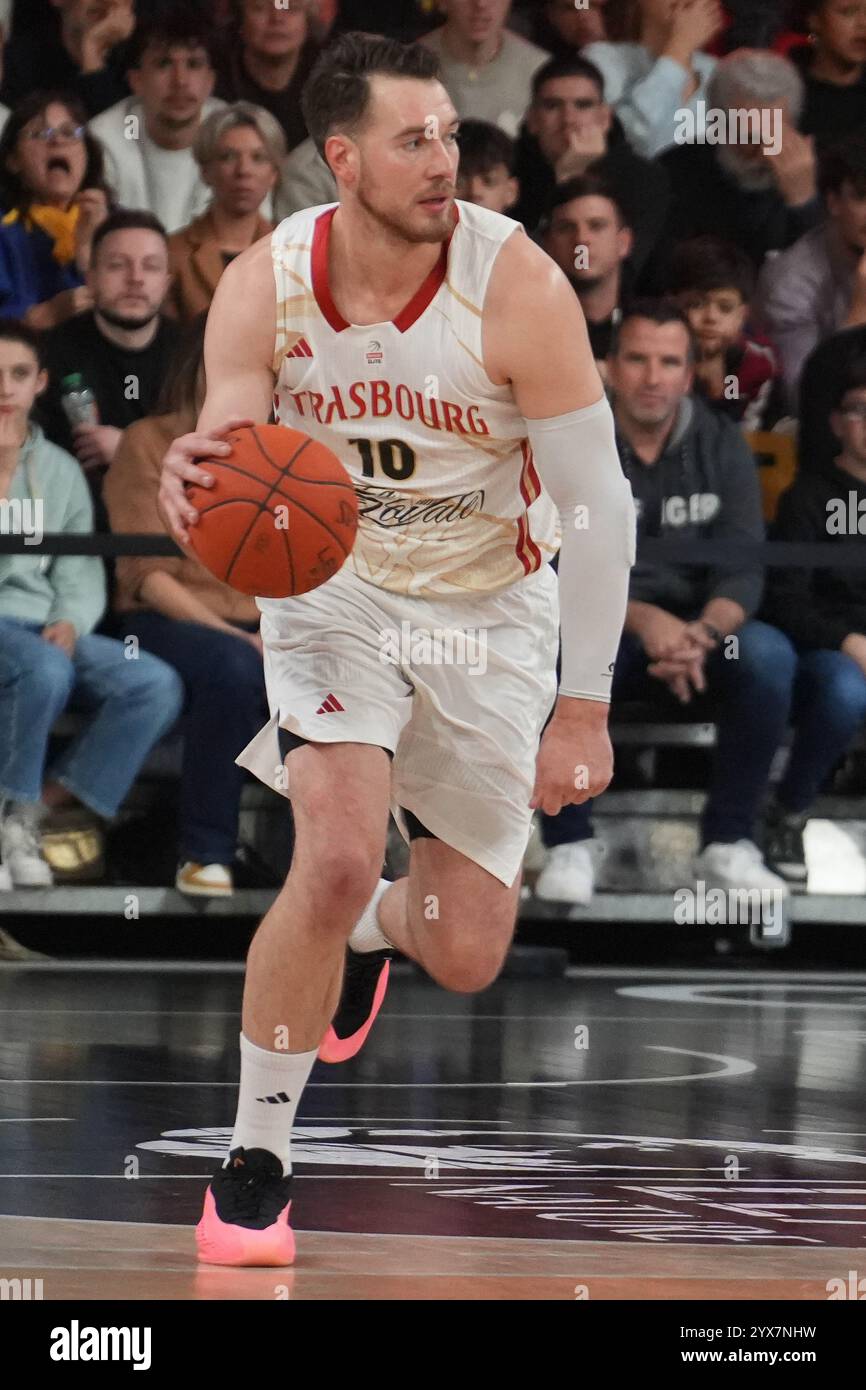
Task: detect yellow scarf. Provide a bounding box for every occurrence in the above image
[1,203,81,265]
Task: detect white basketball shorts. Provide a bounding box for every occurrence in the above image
[236,561,560,885]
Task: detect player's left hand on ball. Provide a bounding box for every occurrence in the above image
[530,706,614,815]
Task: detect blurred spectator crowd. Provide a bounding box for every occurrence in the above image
[2,0,866,910]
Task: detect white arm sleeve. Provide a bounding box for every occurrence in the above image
[526,395,636,703]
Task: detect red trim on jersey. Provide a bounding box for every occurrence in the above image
[514,442,543,574]
[311,208,350,332]
[311,204,460,335]
[519,439,542,507]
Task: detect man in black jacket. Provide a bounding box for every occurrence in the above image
[761,359,866,881]
[512,54,669,279]
[656,50,822,279]
[536,300,792,905]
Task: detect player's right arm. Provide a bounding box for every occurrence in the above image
[158,236,277,543]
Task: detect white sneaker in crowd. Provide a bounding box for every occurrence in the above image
[0,806,53,887]
[176,862,234,897]
[534,841,596,905]
[694,839,788,896]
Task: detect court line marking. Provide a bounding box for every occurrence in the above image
[0,1046,755,1089]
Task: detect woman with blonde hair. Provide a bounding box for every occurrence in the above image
[165,103,285,324]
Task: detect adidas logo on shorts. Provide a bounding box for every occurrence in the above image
[315,693,345,714]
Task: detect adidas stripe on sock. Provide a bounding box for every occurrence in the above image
[228,1032,318,1176]
[348,877,393,954]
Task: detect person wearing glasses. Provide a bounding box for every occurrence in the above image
[0,90,110,329]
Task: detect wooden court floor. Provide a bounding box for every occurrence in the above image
[2,964,865,1300]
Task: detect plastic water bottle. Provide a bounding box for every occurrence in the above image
[60,373,99,428]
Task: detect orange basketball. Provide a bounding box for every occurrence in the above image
[186,424,358,598]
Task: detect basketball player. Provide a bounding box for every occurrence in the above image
[157,33,635,1266]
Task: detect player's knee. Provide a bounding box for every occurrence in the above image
[424,936,509,995]
[295,839,383,923]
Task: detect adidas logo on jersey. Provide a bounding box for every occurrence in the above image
[315,693,345,714]
[287,337,314,358]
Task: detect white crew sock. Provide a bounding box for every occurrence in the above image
[348,877,394,953]
[228,1032,318,1176]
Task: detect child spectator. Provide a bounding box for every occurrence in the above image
[0,91,110,328]
[0,319,183,889]
[670,234,782,432]
[455,118,518,213]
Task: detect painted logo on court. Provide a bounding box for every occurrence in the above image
[137,1125,866,1245]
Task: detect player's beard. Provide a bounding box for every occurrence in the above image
[356,179,453,246]
[97,305,160,331]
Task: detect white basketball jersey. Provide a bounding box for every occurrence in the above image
[270,200,558,598]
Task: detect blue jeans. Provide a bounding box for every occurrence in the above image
[542,620,804,849]
[777,648,866,812]
[0,616,184,818]
[119,612,270,865]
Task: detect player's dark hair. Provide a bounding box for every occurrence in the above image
[543,172,629,228]
[457,119,515,178]
[614,298,696,363]
[91,208,168,264]
[820,134,866,199]
[0,90,108,213]
[301,31,442,160]
[126,9,221,70]
[531,54,606,103]
[834,356,866,409]
[668,236,755,302]
[0,318,45,368]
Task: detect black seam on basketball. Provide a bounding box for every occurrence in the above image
[224,435,314,583]
[263,482,354,559]
[281,515,296,593]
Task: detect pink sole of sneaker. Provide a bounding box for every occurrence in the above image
[195,1188,295,1266]
[318,959,390,1064]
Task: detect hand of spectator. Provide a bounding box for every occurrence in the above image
[530,701,614,813]
[765,125,816,208]
[36,285,95,331]
[80,0,136,74]
[632,606,695,663]
[663,0,724,68]
[74,188,110,271]
[554,123,608,183]
[647,650,707,704]
[42,621,77,656]
[72,423,122,472]
[841,632,866,676]
[158,417,257,544]
[0,410,26,472]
